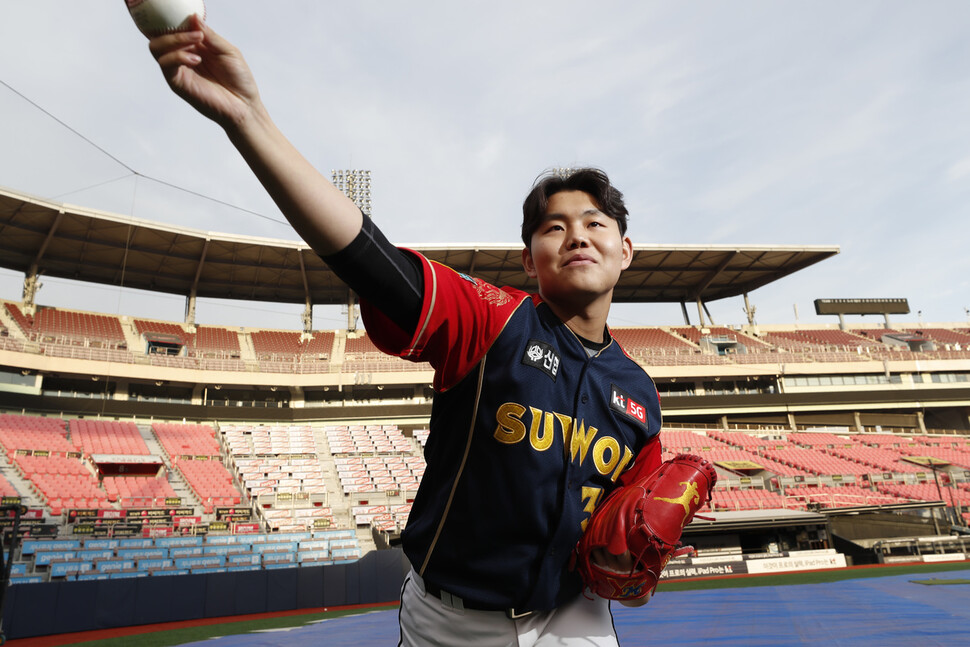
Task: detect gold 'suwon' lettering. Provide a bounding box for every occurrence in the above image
[493,402,634,481]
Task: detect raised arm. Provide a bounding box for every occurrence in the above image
[147,16,422,333]
[148,16,361,255]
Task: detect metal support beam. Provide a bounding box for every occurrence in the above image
[468,249,478,277]
[688,251,736,329]
[30,210,64,268]
[743,292,756,326]
[347,292,358,332]
[302,299,313,336]
[186,238,210,326]
[695,251,737,296]
[298,250,313,334]
[184,291,197,329]
[21,272,40,317]
[23,210,64,315]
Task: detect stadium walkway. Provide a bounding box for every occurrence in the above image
[174,569,970,646]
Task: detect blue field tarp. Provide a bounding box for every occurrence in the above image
[180,569,970,646]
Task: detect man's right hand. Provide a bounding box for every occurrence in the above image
[148,15,261,132]
[143,14,363,258]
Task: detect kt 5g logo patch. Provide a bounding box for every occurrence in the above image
[610,384,647,425]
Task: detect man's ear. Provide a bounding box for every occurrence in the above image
[522,247,538,278]
[620,236,633,271]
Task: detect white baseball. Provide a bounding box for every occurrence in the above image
[125,0,206,38]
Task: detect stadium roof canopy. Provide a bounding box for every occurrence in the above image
[0,187,838,307]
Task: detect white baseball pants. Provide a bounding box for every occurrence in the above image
[398,568,620,647]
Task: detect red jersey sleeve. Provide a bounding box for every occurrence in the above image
[617,436,663,487]
[359,249,529,392]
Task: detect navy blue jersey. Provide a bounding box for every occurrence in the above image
[362,252,662,612]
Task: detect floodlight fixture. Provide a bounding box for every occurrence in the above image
[331,169,373,217]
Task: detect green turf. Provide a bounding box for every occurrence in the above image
[63,562,970,647]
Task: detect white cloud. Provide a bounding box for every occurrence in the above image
[945,156,970,182]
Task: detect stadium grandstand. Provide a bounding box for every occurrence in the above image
[1,187,969,639]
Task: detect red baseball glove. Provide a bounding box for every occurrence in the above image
[572,453,717,601]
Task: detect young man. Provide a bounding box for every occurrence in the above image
[149,17,663,646]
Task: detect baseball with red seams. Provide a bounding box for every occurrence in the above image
[125,0,206,38]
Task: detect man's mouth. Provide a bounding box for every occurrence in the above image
[564,254,596,267]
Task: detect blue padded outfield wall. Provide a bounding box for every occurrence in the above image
[1,547,410,640]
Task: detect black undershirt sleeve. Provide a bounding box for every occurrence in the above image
[319,215,424,336]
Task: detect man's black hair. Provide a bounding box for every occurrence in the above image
[521,168,629,248]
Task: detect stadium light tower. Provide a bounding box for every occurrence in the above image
[331,169,372,218]
[331,170,373,331]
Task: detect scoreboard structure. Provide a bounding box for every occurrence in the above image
[814,298,910,328]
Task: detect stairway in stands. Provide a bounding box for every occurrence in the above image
[138,423,197,512]
[312,425,376,551]
[0,451,45,511]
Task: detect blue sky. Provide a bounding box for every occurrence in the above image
[1,1,969,331]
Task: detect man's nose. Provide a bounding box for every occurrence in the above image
[566,226,589,249]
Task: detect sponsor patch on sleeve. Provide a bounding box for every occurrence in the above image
[610,384,648,426]
[521,339,560,381]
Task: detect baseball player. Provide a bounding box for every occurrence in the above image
[147,17,712,647]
